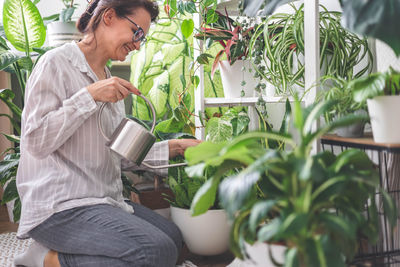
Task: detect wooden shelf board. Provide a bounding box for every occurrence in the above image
[321,134,400,151]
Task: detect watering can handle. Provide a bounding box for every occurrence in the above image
[97,94,157,142]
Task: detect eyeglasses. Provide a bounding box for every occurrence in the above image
[122,16,147,45]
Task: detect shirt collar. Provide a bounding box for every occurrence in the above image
[63,41,99,81]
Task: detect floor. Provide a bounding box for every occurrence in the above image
[0,204,234,267]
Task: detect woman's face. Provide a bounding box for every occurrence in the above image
[104,7,151,61]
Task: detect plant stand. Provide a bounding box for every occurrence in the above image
[321,134,400,266]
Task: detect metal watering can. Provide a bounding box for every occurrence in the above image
[97,95,187,169]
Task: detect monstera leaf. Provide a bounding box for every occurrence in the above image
[3,0,46,52]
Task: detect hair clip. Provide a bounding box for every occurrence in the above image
[85,0,97,16]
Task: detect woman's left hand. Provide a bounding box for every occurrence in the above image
[168,139,202,159]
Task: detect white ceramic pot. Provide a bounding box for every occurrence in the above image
[367,95,400,143]
[219,60,257,98]
[47,21,82,47]
[170,206,230,256]
[227,242,286,267]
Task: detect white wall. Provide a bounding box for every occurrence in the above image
[0,0,88,23]
[36,0,87,20]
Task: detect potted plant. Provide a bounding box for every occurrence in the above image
[195,98,396,267]
[195,11,259,98]
[47,0,82,46]
[241,0,399,58]
[318,77,368,137]
[248,3,372,97]
[352,68,400,143]
[164,164,231,256]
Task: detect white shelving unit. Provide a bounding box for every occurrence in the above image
[194,0,320,142]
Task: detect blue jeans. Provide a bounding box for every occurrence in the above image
[28,201,182,267]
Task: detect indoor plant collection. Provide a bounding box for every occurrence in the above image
[185,98,396,266]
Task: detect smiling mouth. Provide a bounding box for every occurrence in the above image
[124,45,132,54]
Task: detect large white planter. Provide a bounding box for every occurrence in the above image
[47,21,82,47]
[367,95,400,143]
[219,60,257,98]
[170,206,230,256]
[227,242,286,267]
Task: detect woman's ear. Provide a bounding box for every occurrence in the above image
[103,8,117,26]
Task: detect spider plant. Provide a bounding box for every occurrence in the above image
[248,4,373,95]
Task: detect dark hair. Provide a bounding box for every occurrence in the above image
[76,0,159,34]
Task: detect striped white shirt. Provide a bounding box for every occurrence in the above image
[16,42,169,238]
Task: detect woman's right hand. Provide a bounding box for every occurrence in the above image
[86,77,141,103]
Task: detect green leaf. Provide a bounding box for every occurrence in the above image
[185,141,226,165]
[184,1,197,14]
[233,111,250,136]
[147,70,169,118]
[131,95,151,120]
[203,0,217,8]
[166,0,177,18]
[303,101,336,136]
[277,213,308,239]
[0,35,10,50]
[352,72,387,103]
[156,132,195,141]
[168,176,191,208]
[249,200,277,234]
[161,43,186,65]
[331,149,373,173]
[185,163,206,177]
[0,50,20,70]
[155,108,185,133]
[304,237,328,267]
[59,6,76,22]
[197,53,213,65]
[340,0,400,56]
[1,178,18,204]
[311,176,347,204]
[319,213,355,241]
[0,89,22,119]
[284,248,299,267]
[1,134,20,143]
[12,196,21,222]
[3,0,46,52]
[181,19,194,39]
[206,117,233,143]
[190,176,221,216]
[257,217,282,242]
[206,9,219,24]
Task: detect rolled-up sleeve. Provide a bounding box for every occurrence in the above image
[121,140,169,177]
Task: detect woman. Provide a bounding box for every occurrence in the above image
[14,0,200,266]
